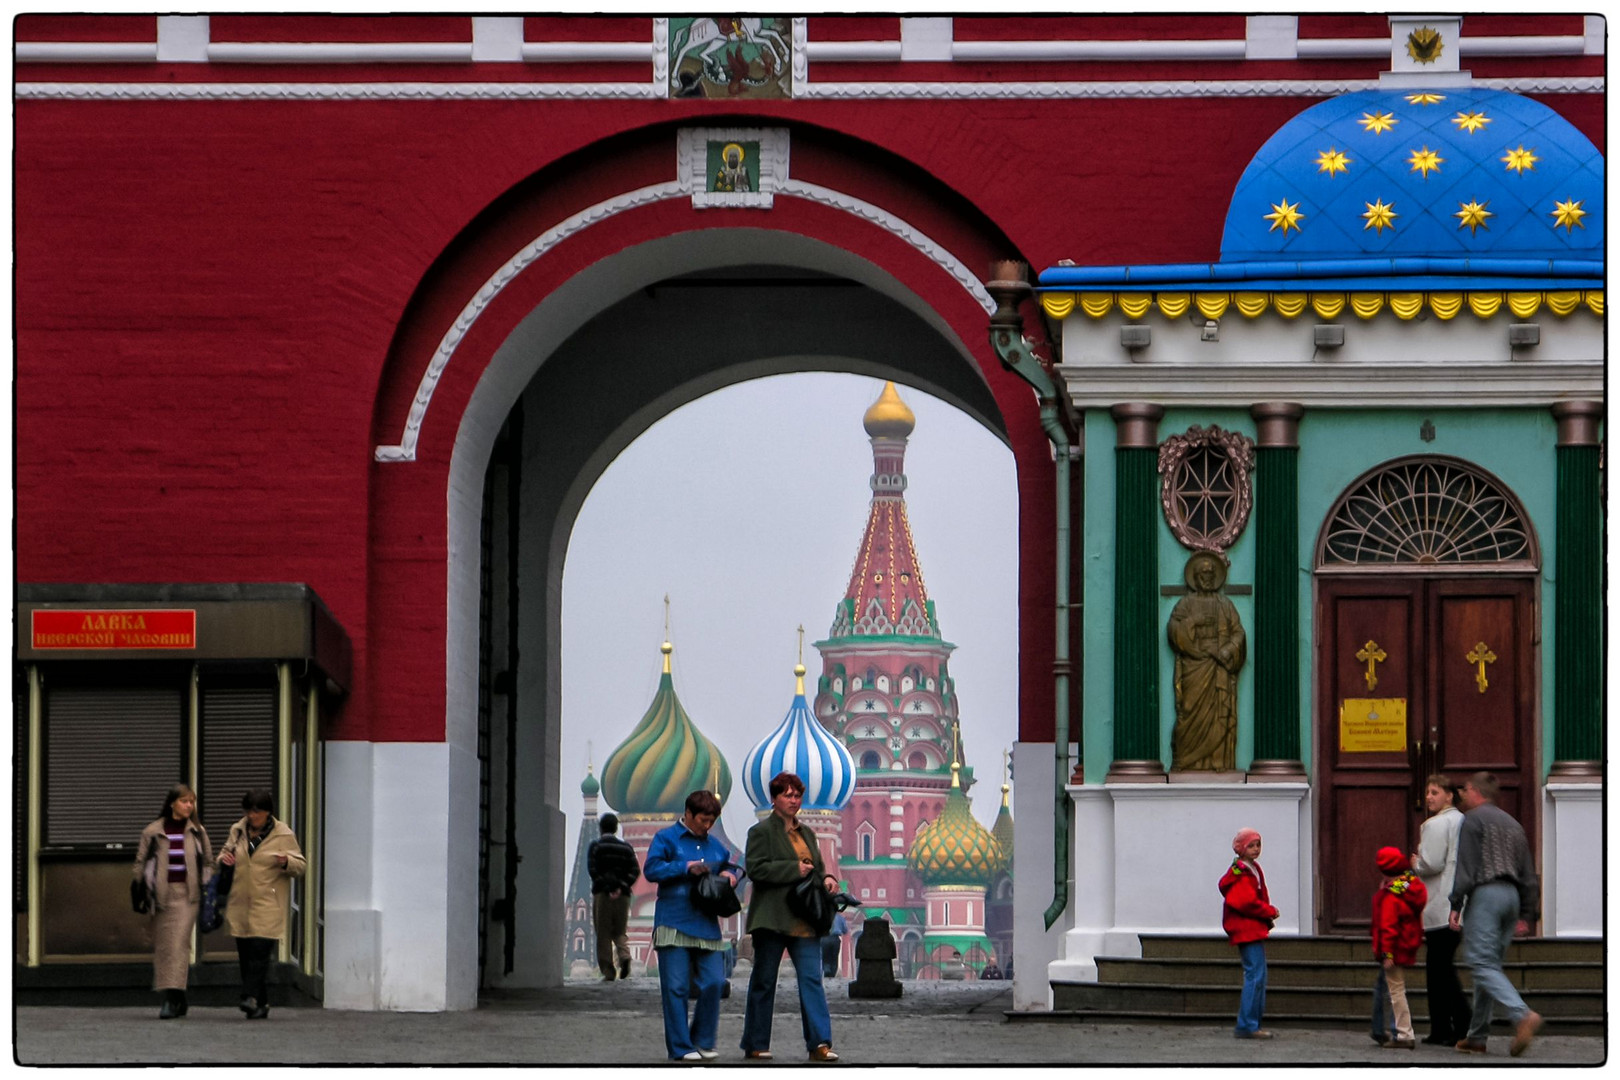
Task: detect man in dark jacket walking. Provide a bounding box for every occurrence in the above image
[588,813,640,980]
[1448,772,1541,1057]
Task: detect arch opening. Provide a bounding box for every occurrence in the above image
[452,233,1018,992]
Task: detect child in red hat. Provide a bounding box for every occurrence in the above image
[1219,828,1279,1039]
[1371,845,1428,1049]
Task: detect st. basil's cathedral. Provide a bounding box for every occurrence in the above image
[564,383,1011,979]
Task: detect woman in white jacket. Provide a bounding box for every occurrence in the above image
[1411,773,1471,1045]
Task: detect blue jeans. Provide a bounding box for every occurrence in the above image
[742,930,833,1053]
[656,945,726,1059]
[1462,881,1530,1039]
[1235,941,1267,1035]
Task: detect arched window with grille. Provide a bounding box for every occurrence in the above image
[1316,456,1538,572]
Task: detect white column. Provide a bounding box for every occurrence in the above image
[1543,783,1602,937]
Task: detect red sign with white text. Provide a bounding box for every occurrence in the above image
[32,609,197,650]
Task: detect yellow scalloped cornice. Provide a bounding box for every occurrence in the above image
[1389,293,1424,320]
[1311,293,1346,320]
[1546,291,1581,316]
[1119,294,1153,320]
[1351,293,1385,320]
[1080,293,1114,318]
[1234,292,1269,318]
[1040,292,1076,319]
[1036,289,1604,323]
[1273,293,1307,319]
[1429,293,1463,320]
[1157,293,1191,319]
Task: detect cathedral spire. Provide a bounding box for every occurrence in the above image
[830,382,941,640]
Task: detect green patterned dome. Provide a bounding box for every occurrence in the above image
[906,763,1006,887]
[600,642,733,814]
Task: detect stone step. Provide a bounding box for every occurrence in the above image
[1140,934,1601,965]
[1012,1008,1605,1038]
[1097,957,1603,991]
[1052,979,1601,1020]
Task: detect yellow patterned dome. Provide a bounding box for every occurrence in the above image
[600,641,733,814]
[905,762,1006,887]
[862,381,916,439]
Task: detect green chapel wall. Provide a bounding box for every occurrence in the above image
[1079,404,1561,785]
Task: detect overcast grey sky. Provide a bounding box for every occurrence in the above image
[560,371,1019,865]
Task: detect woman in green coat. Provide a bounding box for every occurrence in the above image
[740,772,839,1062]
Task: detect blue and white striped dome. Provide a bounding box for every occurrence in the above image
[743,665,856,811]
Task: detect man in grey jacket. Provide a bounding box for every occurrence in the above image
[1448,771,1540,1057]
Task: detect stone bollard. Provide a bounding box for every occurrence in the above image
[848,917,903,999]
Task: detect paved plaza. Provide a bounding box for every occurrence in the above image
[13,977,1605,1067]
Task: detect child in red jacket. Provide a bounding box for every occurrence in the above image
[1371,845,1429,1050]
[1219,827,1279,1039]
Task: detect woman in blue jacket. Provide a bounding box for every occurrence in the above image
[642,790,741,1062]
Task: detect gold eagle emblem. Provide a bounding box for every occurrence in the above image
[1407,27,1443,64]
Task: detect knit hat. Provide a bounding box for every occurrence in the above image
[1375,846,1407,874]
[1232,827,1261,854]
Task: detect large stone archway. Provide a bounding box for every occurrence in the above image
[341,130,1058,1009]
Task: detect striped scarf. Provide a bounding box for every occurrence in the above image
[164,818,187,882]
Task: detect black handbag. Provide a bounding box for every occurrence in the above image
[691,872,741,919]
[130,878,151,915]
[787,873,836,936]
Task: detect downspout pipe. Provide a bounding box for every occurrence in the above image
[987,260,1075,930]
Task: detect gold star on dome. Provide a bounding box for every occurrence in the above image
[1358,111,1398,135]
[1264,198,1305,235]
[1501,146,1539,174]
[1405,92,1446,105]
[1362,199,1397,233]
[1408,146,1443,179]
[1455,199,1493,234]
[1315,147,1351,177]
[1451,110,1491,134]
[1550,198,1588,232]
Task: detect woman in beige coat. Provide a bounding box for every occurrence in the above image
[132,783,213,1019]
[217,788,306,1019]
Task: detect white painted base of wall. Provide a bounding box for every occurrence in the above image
[1009,742,1072,1011]
[1051,781,1310,983]
[323,740,479,1011]
[1542,782,1602,937]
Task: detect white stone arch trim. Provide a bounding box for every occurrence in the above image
[375,181,995,461]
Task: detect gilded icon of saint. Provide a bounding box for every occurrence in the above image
[714,143,752,192]
[1169,551,1246,772]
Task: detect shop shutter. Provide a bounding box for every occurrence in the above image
[200,686,276,843]
[45,686,183,847]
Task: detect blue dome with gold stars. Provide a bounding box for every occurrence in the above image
[1221,87,1601,263]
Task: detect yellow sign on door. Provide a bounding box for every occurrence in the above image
[1339,698,1407,752]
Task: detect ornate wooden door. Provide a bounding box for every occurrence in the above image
[1316,577,1536,933]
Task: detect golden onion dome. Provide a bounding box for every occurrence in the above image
[905,762,1006,887]
[862,381,916,439]
[600,641,732,814]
